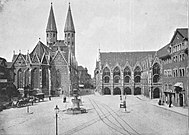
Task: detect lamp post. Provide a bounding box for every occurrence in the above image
[54,105,59,135]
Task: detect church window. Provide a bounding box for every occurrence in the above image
[53,33,55,37]
[68,33,70,37]
[65,34,66,38]
[47,33,48,37]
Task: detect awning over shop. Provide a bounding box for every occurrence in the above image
[174,82,183,88]
[174,82,184,93]
[164,89,175,96]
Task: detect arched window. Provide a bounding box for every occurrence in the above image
[25,69,29,87]
[153,63,160,83]
[56,69,61,88]
[134,66,141,83]
[103,67,110,77]
[113,67,120,83]
[124,66,131,83]
[114,76,120,83]
[31,68,39,89]
[103,67,110,83]
[17,69,23,88]
[104,76,110,83]
[42,68,48,88]
[113,66,120,76]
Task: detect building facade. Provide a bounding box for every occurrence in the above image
[94,51,158,96]
[0,57,16,98]
[157,28,188,107]
[11,3,78,96]
[94,28,188,107]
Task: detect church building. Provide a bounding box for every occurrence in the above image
[11,3,78,96]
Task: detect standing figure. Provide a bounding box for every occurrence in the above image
[120,95,122,101]
[63,95,66,103]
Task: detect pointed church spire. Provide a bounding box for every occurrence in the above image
[46,2,57,32]
[64,3,75,32]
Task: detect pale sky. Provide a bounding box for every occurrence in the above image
[0,0,188,76]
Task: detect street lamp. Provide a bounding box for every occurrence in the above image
[54,105,59,135]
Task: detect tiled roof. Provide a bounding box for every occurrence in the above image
[30,41,51,61]
[64,4,75,32]
[177,28,188,38]
[46,3,57,32]
[157,28,188,58]
[157,44,170,58]
[100,51,156,68]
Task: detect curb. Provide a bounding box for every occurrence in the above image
[136,96,188,117]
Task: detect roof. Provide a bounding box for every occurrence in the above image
[157,28,188,58]
[100,51,156,68]
[78,66,85,71]
[177,28,188,38]
[46,3,57,32]
[157,44,170,58]
[64,4,75,32]
[170,28,188,43]
[6,62,13,68]
[30,41,51,61]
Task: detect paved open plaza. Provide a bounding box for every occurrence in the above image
[0,94,188,135]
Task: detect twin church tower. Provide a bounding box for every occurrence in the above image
[12,3,78,96]
[46,2,76,56]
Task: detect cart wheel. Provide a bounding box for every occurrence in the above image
[17,102,20,108]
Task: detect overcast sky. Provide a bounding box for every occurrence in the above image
[0,0,188,76]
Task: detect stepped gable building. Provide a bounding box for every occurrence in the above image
[11,3,78,96]
[94,51,156,95]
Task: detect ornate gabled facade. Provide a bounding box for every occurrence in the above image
[94,51,156,96]
[12,3,78,97]
[94,28,189,108]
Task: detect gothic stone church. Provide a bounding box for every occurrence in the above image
[11,3,78,96]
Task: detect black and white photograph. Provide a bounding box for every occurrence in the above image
[0,0,189,134]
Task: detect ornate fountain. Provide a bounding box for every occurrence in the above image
[66,89,86,114]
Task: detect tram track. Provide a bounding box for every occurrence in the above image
[90,97,141,135]
[62,111,112,135]
[62,96,141,135]
[89,98,138,135]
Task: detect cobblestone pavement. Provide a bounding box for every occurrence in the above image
[0,94,188,135]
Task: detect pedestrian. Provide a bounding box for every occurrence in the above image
[120,95,122,101]
[49,95,51,101]
[169,100,172,108]
[63,95,66,103]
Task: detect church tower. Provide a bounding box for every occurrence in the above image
[46,3,57,48]
[64,3,75,56]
